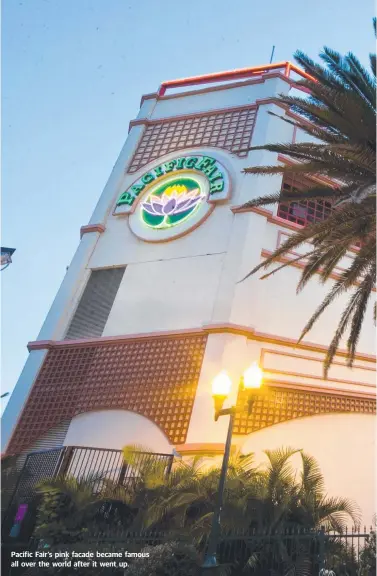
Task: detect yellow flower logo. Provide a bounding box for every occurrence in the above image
[141,179,205,228]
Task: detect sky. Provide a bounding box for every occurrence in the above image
[1,0,375,410]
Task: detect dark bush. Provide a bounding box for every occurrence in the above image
[126,541,200,576]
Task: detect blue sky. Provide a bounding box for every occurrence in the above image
[2,0,374,408]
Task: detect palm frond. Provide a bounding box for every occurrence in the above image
[241,27,376,372]
[315,495,361,532]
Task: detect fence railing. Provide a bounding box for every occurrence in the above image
[1,446,173,542]
[2,447,375,575]
[1,528,375,576]
[60,445,173,490]
[218,527,375,574]
[1,455,24,523]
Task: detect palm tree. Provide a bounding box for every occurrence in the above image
[237,447,360,533]
[125,446,359,575]
[121,446,244,539]
[223,448,360,576]
[30,446,360,575]
[122,446,359,536]
[242,21,376,375]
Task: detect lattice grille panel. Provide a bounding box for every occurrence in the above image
[128,107,257,173]
[277,199,333,226]
[7,335,208,454]
[234,386,376,435]
[277,175,334,226]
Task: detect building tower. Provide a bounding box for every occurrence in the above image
[2,63,375,524]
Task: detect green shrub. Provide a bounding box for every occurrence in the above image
[126,541,200,576]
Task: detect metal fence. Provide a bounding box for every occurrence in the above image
[218,527,375,575]
[62,445,173,490]
[1,446,173,543]
[1,448,67,542]
[1,448,375,575]
[2,528,374,576]
[1,455,24,523]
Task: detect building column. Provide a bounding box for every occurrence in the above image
[184,332,250,449]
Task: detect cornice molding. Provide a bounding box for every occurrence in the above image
[80,224,106,239]
[27,323,376,364]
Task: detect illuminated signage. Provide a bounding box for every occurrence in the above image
[140,179,205,230]
[116,155,226,210]
[114,153,230,242]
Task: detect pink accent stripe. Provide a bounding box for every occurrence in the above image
[232,205,303,232]
[260,347,377,373]
[27,328,206,351]
[202,324,376,363]
[174,443,226,454]
[80,224,105,238]
[231,205,273,217]
[27,324,376,363]
[260,249,377,292]
[264,367,375,389]
[265,378,376,400]
[277,154,339,188]
[140,73,294,106]
[158,61,315,96]
[130,97,278,133]
[232,207,363,254]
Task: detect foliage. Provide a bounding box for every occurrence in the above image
[30,446,363,575]
[121,445,360,538]
[242,21,376,375]
[121,444,264,542]
[34,474,133,545]
[120,446,361,575]
[34,446,360,540]
[1,456,24,514]
[126,541,200,576]
[358,517,376,575]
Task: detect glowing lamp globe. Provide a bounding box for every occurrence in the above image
[243,362,263,390]
[211,371,232,398]
[212,371,232,420]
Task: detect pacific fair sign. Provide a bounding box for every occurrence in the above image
[114,154,230,242]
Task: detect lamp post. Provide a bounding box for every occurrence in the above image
[1,247,16,272]
[202,362,263,571]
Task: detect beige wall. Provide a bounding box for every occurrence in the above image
[103,253,225,336]
[185,332,375,526]
[64,409,172,454]
[62,406,375,527]
[232,218,376,355]
[239,413,376,527]
[187,334,375,443]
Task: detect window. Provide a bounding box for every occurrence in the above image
[277,175,333,226]
[276,175,362,248]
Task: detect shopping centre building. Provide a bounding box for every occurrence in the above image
[2,62,375,523]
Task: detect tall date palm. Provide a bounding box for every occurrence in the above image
[242,22,376,374]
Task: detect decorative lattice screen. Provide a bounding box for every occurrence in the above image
[7,334,208,454]
[128,106,257,173]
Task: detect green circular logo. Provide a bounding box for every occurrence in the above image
[140,177,205,229]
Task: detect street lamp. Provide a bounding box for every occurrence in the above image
[202,362,263,571]
[1,247,16,272]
